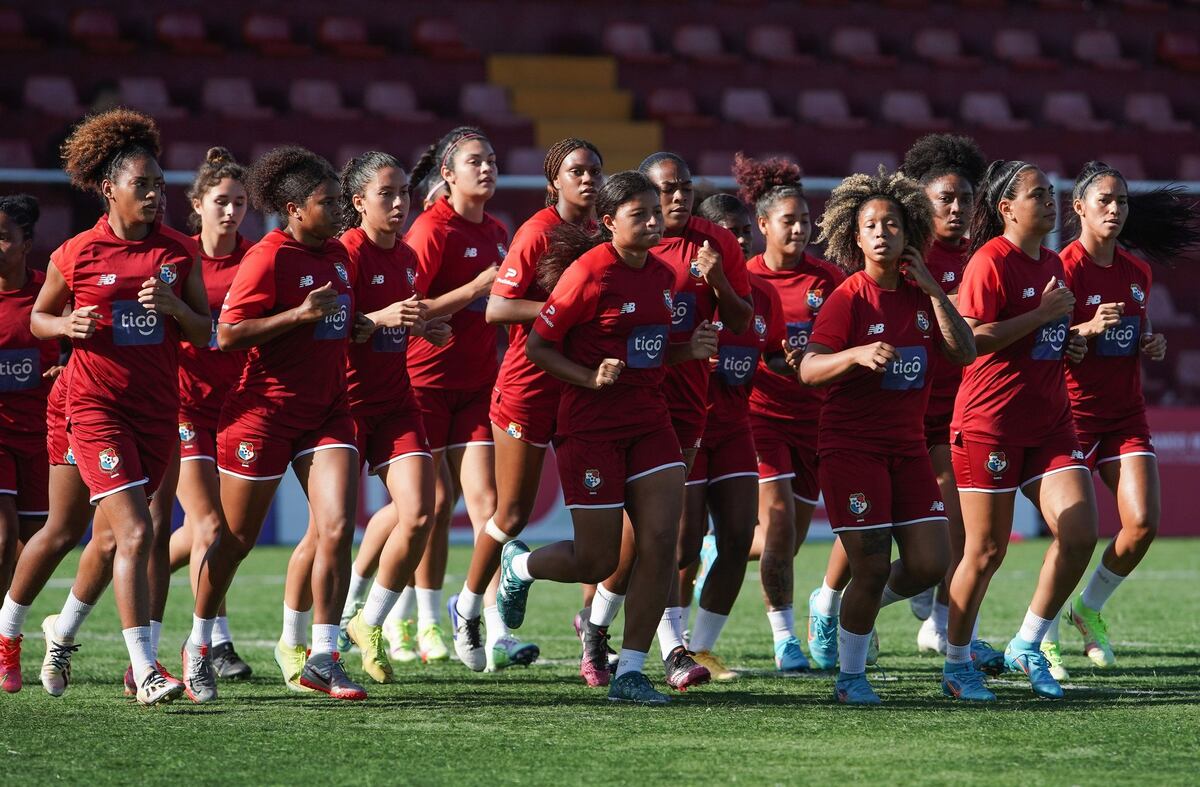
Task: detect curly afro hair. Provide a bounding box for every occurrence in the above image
[0,194,40,241]
[901,134,987,189]
[247,145,338,218]
[731,152,804,217]
[816,167,933,273]
[60,108,161,194]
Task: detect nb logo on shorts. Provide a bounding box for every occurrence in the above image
[930,500,945,512]
[1071,449,1085,460]
[941,271,956,283]
[583,468,603,491]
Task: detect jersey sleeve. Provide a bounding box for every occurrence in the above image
[532,262,600,343]
[808,286,855,353]
[715,227,751,297]
[404,217,446,298]
[49,242,72,290]
[220,247,277,323]
[956,253,1004,324]
[492,225,547,300]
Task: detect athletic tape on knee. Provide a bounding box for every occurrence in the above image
[485,518,512,545]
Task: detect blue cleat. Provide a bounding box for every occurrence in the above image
[497,540,533,629]
[1004,638,1064,699]
[693,533,718,602]
[834,671,881,705]
[608,671,670,705]
[807,589,839,670]
[971,639,1006,676]
[774,635,810,672]
[942,660,996,702]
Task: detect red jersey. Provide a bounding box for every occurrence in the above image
[705,274,786,435]
[656,216,752,421]
[924,238,969,422]
[0,268,58,437]
[952,236,1074,445]
[340,227,419,415]
[809,271,942,456]
[54,217,196,421]
[747,252,845,427]
[178,235,252,428]
[220,229,354,426]
[1061,241,1151,433]
[532,243,676,440]
[404,197,508,390]
[492,207,562,403]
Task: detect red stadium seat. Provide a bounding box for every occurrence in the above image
[602,22,669,64]
[289,79,360,119]
[1180,154,1200,181]
[0,139,35,168]
[1041,91,1112,131]
[202,78,275,119]
[117,77,186,119]
[797,90,867,129]
[831,27,897,68]
[880,90,951,130]
[721,88,790,128]
[413,17,478,60]
[1073,30,1139,71]
[697,150,737,177]
[1020,152,1066,175]
[993,29,1059,70]
[1098,153,1147,180]
[505,147,547,176]
[849,150,899,174]
[959,92,1031,131]
[69,9,134,55]
[362,81,436,122]
[32,203,70,251]
[913,28,982,68]
[244,13,312,57]
[1125,93,1193,132]
[0,8,42,52]
[1148,284,1194,327]
[1157,32,1200,72]
[164,142,217,171]
[23,76,85,119]
[459,83,524,125]
[745,25,816,67]
[1175,351,1200,394]
[318,16,387,58]
[673,24,739,65]
[645,87,714,126]
[156,12,221,56]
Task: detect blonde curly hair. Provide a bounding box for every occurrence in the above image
[815,167,933,273]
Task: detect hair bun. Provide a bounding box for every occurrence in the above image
[205,146,235,166]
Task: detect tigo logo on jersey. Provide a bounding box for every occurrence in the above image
[670,292,694,332]
[1031,318,1068,360]
[300,275,314,287]
[867,323,885,335]
[1130,283,1146,303]
[98,273,117,286]
[786,321,812,352]
[848,492,870,517]
[158,263,178,285]
[1086,294,1101,306]
[754,315,767,336]
[1097,316,1140,357]
[464,247,478,258]
[806,289,824,310]
[717,345,758,386]
[0,349,39,392]
[986,451,1008,475]
[373,326,409,353]
[583,468,603,491]
[1022,287,1036,298]
[506,422,523,440]
[334,262,350,284]
[112,301,163,346]
[237,441,256,463]
[916,310,930,332]
[882,346,927,390]
[179,421,196,443]
[371,274,385,285]
[314,294,351,340]
[98,447,121,474]
[627,325,668,368]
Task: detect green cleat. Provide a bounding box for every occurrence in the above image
[1040,640,1070,681]
[385,618,419,663]
[486,634,540,672]
[497,540,533,629]
[347,610,394,684]
[273,639,314,693]
[1068,596,1115,667]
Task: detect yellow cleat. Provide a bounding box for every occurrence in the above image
[273,639,315,693]
[385,618,419,663]
[347,610,394,684]
[692,650,737,681]
[418,623,449,663]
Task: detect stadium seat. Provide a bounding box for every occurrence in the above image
[745,25,816,67]
[244,13,312,57]
[646,87,714,126]
[1148,284,1194,327]
[318,16,387,58]
[1042,91,1112,131]
[959,91,1031,130]
[504,147,547,176]
[993,29,1059,70]
[413,17,478,60]
[797,89,867,129]
[289,79,360,119]
[1124,93,1193,132]
[697,150,737,177]
[362,81,436,122]
[849,150,899,174]
[23,76,86,119]
[602,22,669,64]
[117,77,186,119]
[673,24,740,65]
[156,11,221,55]
[0,139,35,168]
[913,28,982,68]
[830,27,896,68]
[0,8,42,51]
[1175,351,1200,394]
[1157,32,1200,72]
[202,78,275,119]
[1020,152,1066,175]
[1098,153,1146,180]
[164,142,217,171]
[1179,154,1200,181]
[1073,30,1139,71]
[880,90,951,130]
[459,83,523,125]
[69,8,134,55]
[721,88,790,128]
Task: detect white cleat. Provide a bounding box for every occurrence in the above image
[916,616,947,655]
[136,668,184,706]
[40,615,79,697]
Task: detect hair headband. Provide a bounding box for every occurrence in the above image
[440,132,485,173]
[995,162,1033,206]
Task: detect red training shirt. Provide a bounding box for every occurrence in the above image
[923,238,969,428]
[0,268,58,438]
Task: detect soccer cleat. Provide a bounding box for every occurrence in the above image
[346,610,394,684]
[486,634,540,672]
[806,589,838,670]
[774,635,811,672]
[211,641,252,680]
[1040,640,1070,681]
[338,598,364,656]
[299,652,367,701]
[497,540,533,629]
[125,661,180,695]
[866,628,880,666]
[663,646,710,691]
[917,616,947,655]
[417,623,449,663]
[574,613,613,688]
[1005,638,1064,699]
[40,615,79,697]
[1068,597,1115,668]
[180,637,218,703]
[274,640,313,693]
[909,586,935,620]
[385,617,419,663]
[136,667,184,706]
[447,595,486,672]
[941,660,996,702]
[607,671,669,705]
[0,634,22,693]
[692,650,736,681]
[692,533,718,603]
[970,639,1007,676]
[834,671,881,705]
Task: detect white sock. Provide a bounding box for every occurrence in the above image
[511,552,534,582]
[689,608,728,653]
[53,592,94,642]
[1080,563,1125,612]
[879,583,909,608]
[932,601,949,634]
[589,584,624,627]
[484,605,507,649]
[838,625,871,675]
[456,587,484,620]
[190,614,215,647]
[149,619,162,661]
[347,568,369,603]
[1045,611,1061,644]
[122,625,155,681]
[213,616,232,647]
[311,623,339,655]
[656,606,685,660]
[615,648,647,679]
[415,587,441,628]
[946,640,971,665]
[282,605,308,647]
[362,583,401,628]
[387,586,417,625]
[0,594,30,639]
[1017,608,1053,645]
[812,582,842,617]
[767,606,795,644]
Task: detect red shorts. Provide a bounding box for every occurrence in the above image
[46,386,73,467]
[671,413,706,452]
[1077,423,1155,472]
[217,406,357,481]
[952,430,1088,493]
[355,408,432,474]
[413,385,493,452]
[490,383,557,448]
[751,415,820,505]
[68,408,174,503]
[178,419,217,464]
[686,425,758,487]
[0,434,49,516]
[556,426,684,508]
[819,449,946,532]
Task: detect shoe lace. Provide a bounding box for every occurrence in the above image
[1091,611,1110,642]
[141,670,169,692]
[1024,649,1052,674]
[48,641,79,673]
[188,650,216,687]
[464,618,483,650]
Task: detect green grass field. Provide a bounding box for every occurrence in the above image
[2,539,1198,785]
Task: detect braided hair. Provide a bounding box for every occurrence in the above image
[816,167,933,273]
[542,138,603,207]
[967,160,1040,256]
[410,126,490,205]
[900,134,987,188]
[0,194,40,242]
[185,147,247,232]
[246,146,338,218]
[731,152,804,218]
[61,109,161,206]
[339,151,404,233]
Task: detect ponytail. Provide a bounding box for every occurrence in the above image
[968,160,1036,256]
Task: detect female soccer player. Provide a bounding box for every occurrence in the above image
[1,109,211,706]
[942,160,1095,702]
[802,169,975,704]
[183,145,364,703]
[494,171,690,704]
[1043,162,1199,675]
[448,138,602,671]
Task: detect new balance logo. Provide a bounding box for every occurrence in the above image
[867,323,885,335]
[371,275,385,285]
[464,247,478,258]
[620,302,636,314]
[1022,287,1036,298]
[98,273,116,286]
[300,275,314,287]
[1086,294,1101,305]
[941,271,956,283]
[930,500,945,512]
